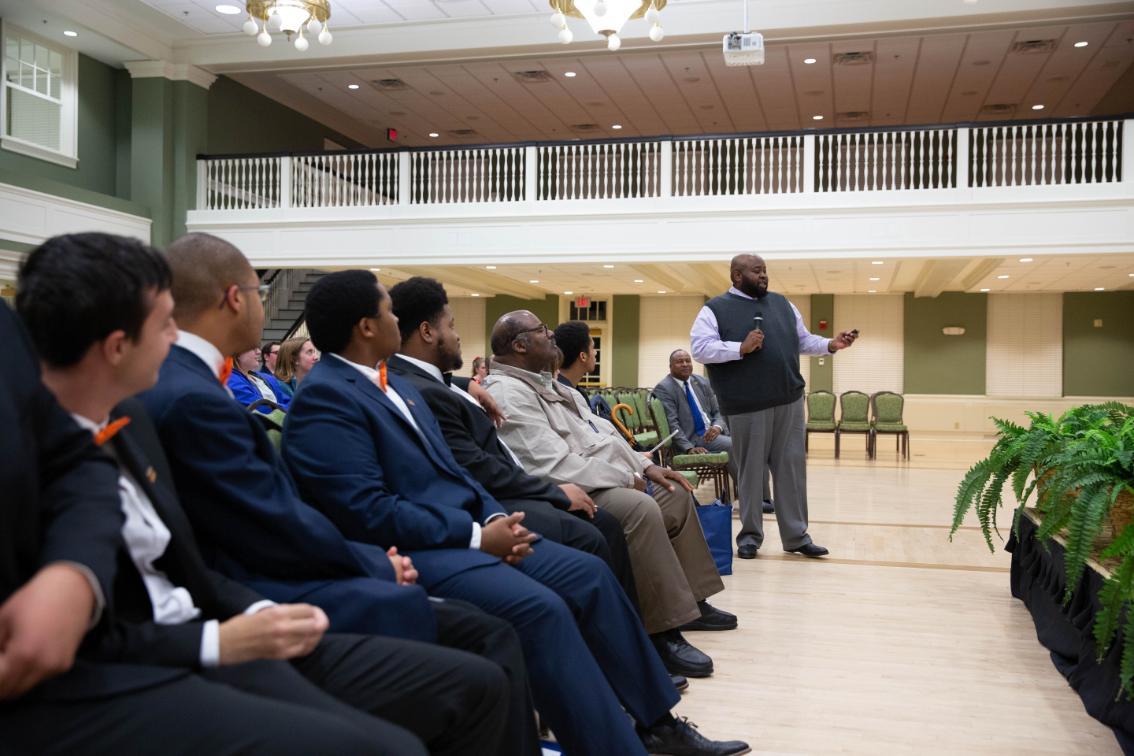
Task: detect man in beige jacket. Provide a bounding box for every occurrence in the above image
[484,310,735,680]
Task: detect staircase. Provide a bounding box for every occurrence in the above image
[261,269,324,342]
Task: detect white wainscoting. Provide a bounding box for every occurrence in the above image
[903,394,1134,434]
[0,182,151,248]
[986,293,1063,398]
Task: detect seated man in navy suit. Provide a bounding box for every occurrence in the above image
[137,233,539,756]
[283,269,749,756]
[0,294,407,754]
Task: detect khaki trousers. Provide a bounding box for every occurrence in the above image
[591,485,724,635]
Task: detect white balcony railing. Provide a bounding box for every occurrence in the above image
[196,119,1128,213]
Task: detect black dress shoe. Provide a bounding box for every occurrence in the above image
[650,630,713,678]
[737,544,759,559]
[678,600,737,632]
[671,673,689,692]
[785,542,829,558]
[761,499,775,514]
[640,716,750,756]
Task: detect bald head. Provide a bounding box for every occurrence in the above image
[490,310,540,356]
[730,253,769,298]
[490,309,556,373]
[165,233,255,323]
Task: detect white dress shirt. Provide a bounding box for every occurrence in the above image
[176,330,226,378]
[330,353,500,549]
[690,286,832,364]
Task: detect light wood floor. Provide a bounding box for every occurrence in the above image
[671,433,1122,754]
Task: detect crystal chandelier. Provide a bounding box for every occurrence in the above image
[242,0,332,51]
[549,1,667,51]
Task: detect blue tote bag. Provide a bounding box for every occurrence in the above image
[694,499,734,576]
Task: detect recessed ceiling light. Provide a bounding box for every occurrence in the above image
[611,124,622,130]
[871,260,883,265]
[602,264,615,269]
[1019,257,1033,262]
[997,274,1010,279]
[347,84,360,90]
[869,277,880,282]
[428,132,439,138]
[1074,41,1089,48]
[564,71,577,78]
[1095,287,1106,291]
[470,292,480,297]
[63,30,78,37]
[485,265,497,270]
[980,288,991,292]
[633,279,644,284]
[529,279,539,284]
[657,290,667,294]
[215,4,242,14]
[868,289,877,293]
[1128,273,1134,277]
[803,58,817,64]
[564,290,573,295]
[812,115,824,121]
[1031,104,1045,111]
[370,267,381,272]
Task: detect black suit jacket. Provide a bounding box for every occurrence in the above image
[80,398,266,669]
[388,356,570,509]
[0,303,180,701]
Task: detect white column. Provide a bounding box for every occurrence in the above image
[398,152,412,205]
[955,127,970,189]
[802,134,816,193]
[660,140,673,197]
[1123,119,1134,186]
[524,146,538,202]
[279,156,292,209]
[195,159,207,209]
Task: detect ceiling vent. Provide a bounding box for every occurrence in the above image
[833,51,874,66]
[981,103,1017,115]
[373,78,407,91]
[838,111,870,122]
[1011,39,1057,55]
[513,70,553,84]
[571,123,600,133]
[448,128,479,137]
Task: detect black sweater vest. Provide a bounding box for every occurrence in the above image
[705,291,806,415]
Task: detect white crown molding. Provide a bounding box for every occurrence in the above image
[0,182,151,247]
[124,61,218,90]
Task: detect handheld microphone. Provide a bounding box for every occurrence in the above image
[753,313,763,331]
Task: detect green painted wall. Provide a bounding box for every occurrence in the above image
[1063,292,1134,396]
[612,295,640,387]
[114,68,132,198]
[207,76,363,154]
[130,76,175,246]
[808,294,833,392]
[904,292,987,394]
[0,54,134,210]
[172,81,209,241]
[484,295,560,355]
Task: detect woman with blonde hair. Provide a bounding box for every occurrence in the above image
[274,337,320,397]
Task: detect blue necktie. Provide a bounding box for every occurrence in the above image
[684,380,707,437]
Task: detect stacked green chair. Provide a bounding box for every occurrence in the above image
[804,390,838,456]
[648,396,737,499]
[837,390,874,459]
[871,391,909,460]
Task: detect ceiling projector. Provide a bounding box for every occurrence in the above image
[723,31,765,66]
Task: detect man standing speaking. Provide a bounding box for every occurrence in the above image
[691,254,857,560]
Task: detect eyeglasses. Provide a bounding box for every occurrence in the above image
[515,323,552,339]
[220,283,271,308]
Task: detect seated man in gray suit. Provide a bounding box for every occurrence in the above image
[654,350,773,514]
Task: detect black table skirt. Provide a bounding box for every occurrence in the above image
[1008,515,1134,753]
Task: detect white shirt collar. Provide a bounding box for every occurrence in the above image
[329,352,381,381]
[176,330,226,379]
[70,412,107,435]
[395,353,445,384]
[728,286,754,300]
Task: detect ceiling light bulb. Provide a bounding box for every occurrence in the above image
[63,30,78,37]
[318,26,332,45]
[1095,287,1105,291]
[1019,257,1033,262]
[1031,104,1045,110]
[257,28,272,46]
[307,18,322,34]
[871,260,883,265]
[607,33,621,51]
[868,289,877,293]
[550,11,566,27]
[294,32,309,51]
[243,17,258,35]
[485,265,497,269]
[649,23,664,42]
[558,27,573,44]
[812,114,824,120]
[602,264,615,269]
[803,57,816,64]
[997,275,1009,279]
[428,132,439,138]
[564,290,574,295]
[564,71,577,78]
[869,277,880,282]
[657,290,667,294]
[1074,41,1089,48]
[633,279,644,283]
[645,5,659,24]
[611,123,622,130]
[347,83,360,90]
[594,1,607,17]
[216,4,242,14]
[471,293,480,297]
[529,279,539,284]
[980,288,990,292]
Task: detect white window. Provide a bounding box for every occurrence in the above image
[1,23,78,168]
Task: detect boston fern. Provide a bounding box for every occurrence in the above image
[951,403,1134,698]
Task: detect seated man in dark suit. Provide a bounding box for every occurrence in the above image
[282,269,749,756]
[18,232,510,755]
[654,349,773,514]
[386,277,643,621]
[136,233,539,756]
[0,299,407,755]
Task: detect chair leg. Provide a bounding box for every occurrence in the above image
[835,430,840,459]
